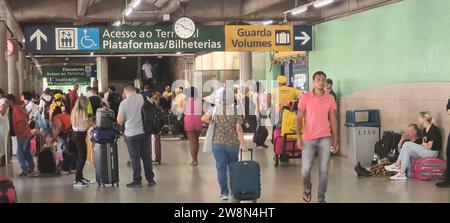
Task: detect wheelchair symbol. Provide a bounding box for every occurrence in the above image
[80,29,97,49]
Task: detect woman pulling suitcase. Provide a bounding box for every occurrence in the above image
[201,88,248,201]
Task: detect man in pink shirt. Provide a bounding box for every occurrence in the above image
[296,71,338,203]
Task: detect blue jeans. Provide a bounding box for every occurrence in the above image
[212,144,239,195]
[124,134,154,183]
[398,142,438,170]
[301,137,332,202]
[17,137,34,173]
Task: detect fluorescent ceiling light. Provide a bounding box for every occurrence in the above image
[313,0,334,8]
[130,0,141,8]
[262,20,273,25]
[124,6,133,16]
[90,52,94,56]
[121,56,126,59]
[113,20,121,26]
[291,5,308,15]
[176,52,182,55]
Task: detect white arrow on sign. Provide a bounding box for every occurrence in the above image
[294,31,310,45]
[30,29,47,50]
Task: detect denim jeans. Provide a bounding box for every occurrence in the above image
[212,144,239,195]
[301,137,332,202]
[125,134,154,183]
[398,142,438,170]
[17,137,34,173]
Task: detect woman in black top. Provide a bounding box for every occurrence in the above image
[436,99,450,187]
[386,111,441,180]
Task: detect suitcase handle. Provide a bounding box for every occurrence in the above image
[240,148,253,161]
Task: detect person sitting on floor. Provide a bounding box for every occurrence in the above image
[355,124,423,177]
[385,111,442,180]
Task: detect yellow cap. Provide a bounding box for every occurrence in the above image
[277,75,287,84]
[54,93,64,100]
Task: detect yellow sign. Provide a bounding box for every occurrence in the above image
[225,25,293,51]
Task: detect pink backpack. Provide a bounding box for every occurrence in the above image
[409,158,447,181]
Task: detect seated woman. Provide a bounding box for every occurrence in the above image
[385,111,442,180]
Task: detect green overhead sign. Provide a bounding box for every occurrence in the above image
[101,26,224,53]
[46,77,91,86]
[25,25,225,54]
[42,66,96,77]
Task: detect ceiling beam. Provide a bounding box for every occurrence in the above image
[77,0,90,17]
[242,0,287,15]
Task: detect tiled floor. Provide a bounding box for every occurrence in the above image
[1,136,449,203]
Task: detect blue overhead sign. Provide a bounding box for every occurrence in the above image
[293,25,313,51]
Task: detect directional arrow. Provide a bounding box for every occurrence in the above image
[30,29,47,50]
[294,31,310,45]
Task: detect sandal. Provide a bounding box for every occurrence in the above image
[302,188,312,203]
[190,161,198,166]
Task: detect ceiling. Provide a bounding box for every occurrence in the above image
[7,0,402,26]
[2,0,402,66]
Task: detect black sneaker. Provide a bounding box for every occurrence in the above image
[126,181,143,188]
[73,180,88,188]
[436,180,450,188]
[148,180,157,187]
[262,144,269,148]
[18,172,27,177]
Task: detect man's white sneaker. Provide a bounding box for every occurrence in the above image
[220,194,229,201]
[390,172,407,180]
[384,163,400,172]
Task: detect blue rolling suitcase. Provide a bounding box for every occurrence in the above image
[230,149,261,203]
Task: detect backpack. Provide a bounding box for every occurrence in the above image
[374,131,402,161]
[141,95,161,134]
[0,176,17,203]
[109,93,122,115]
[37,149,56,174]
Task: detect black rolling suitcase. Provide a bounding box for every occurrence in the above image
[94,143,119,187]
[230,149,261,203]
[253,125,268,146]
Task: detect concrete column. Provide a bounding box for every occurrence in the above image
[32,65,37,94]
[8,40,19,96]
[18,51,26,94]
[96,57,108,93]
[0,22,7,92]
[37,70,43,95]
[24,59,31,92]
[239,52,252,82]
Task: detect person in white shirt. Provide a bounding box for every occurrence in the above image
[21,92,40,131]
[142,60,153,86]
[0,88,9,166]
[253,82,271,148]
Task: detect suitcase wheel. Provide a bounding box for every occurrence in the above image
[273,156,279,167]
